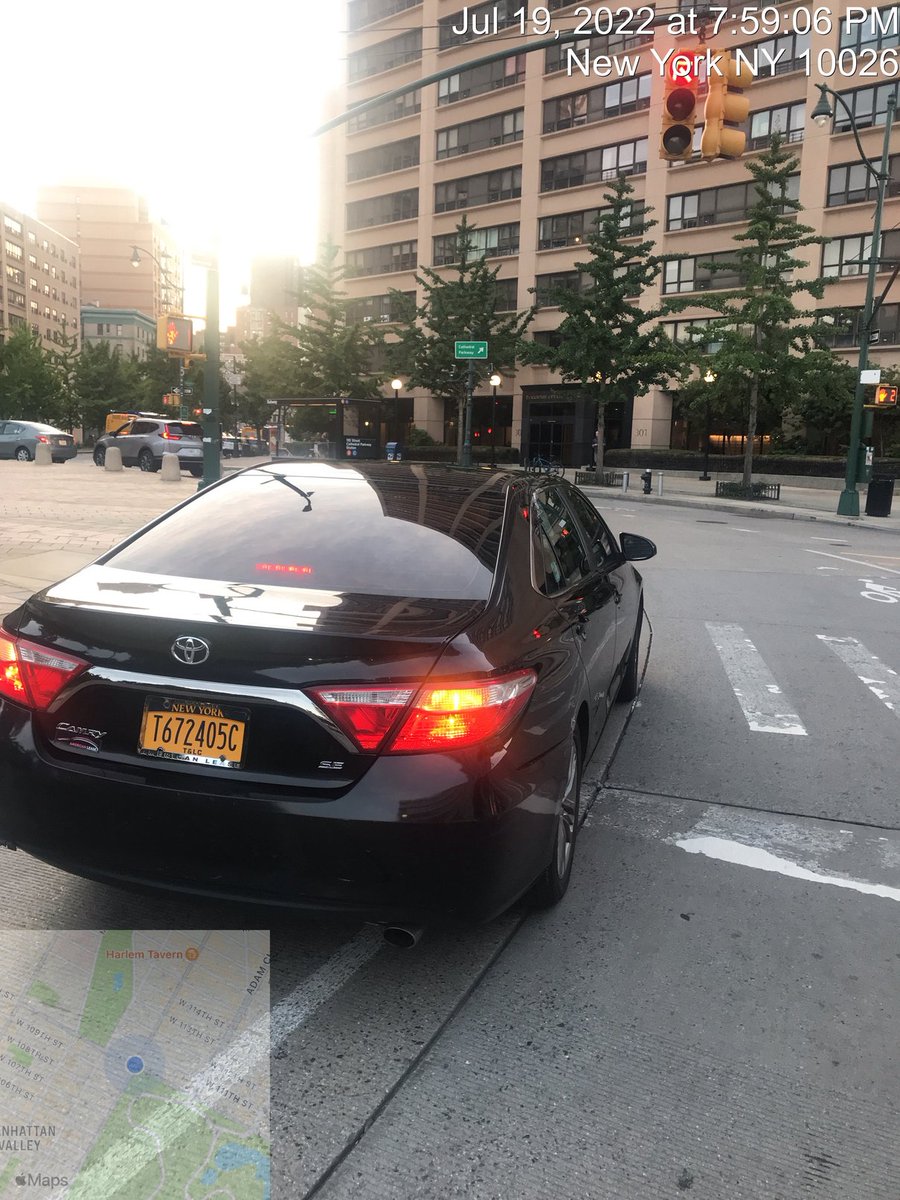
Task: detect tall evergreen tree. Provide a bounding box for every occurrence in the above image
[682,134,831,485]
[386,216,534,460]
[520,175,687,471]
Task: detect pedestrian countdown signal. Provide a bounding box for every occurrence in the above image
[866,384,899,408]
[156,316,193,354]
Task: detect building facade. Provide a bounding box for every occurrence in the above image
[0,202,80,351]
[80,306,156,361]
[236,256,303,344]
[36,186,182,320]
[324,1,900,463]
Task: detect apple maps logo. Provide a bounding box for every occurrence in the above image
[15,1174,69,1187]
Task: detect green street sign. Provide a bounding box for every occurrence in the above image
[455,340,488,360]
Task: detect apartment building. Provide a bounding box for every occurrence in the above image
[80,306,156,361]
[0,202,80,351]
[36,186,182,321]
[325,1,900,463]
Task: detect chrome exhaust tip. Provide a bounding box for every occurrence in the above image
[382,924,424,949]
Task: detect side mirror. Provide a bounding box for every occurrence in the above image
[620,532,657,562]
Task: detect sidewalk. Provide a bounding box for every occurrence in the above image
[569,469,900,535]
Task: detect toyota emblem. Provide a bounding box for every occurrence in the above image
[171,636,211,666]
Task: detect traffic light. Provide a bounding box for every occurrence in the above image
[867,384,899,408]
[701,50,751,160]
[156,315,193,354]
[660,52,700,162]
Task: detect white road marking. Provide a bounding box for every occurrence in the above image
[677,836,900,903]
[734,528,763,533]
[49,925,383,1200]
[805,549,900,576]
[705,623,807,735]
[816,567,841,571]
[817,635,900,715]
[810,536,849,543]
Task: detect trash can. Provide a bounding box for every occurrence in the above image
[865,475,895,518]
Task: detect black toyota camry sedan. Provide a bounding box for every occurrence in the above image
[0,462,655,923]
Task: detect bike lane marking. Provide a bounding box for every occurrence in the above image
[817,635,899,717]
[804,550,900,576]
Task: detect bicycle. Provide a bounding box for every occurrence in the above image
[527,455,564,477]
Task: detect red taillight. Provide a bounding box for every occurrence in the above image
[161,428,182,441]
[37,435,50,443]
[308,669,536,755]
[0,632,89,710]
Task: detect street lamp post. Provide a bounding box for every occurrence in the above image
[130,245,184,312]
[810,82,898,518]
[489,372,501,469]
[700,368,716,481]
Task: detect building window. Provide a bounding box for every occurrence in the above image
[8,314,26,328]
[663,252,747,294]
[831,83,897,134]
[347,89,421,133]
[5,266,24,286]
[439,0,522,48]
[540,137,648,191]
[839,6,900,51]
[667,176,799,230]
[534,271,586,305]
[435,167,522,212]
[433,223,520,265]
[345,292,416,323]
[4,240,23,261]
[348,0,421,31]
[820,303,900,347]
[538,203,642,249]
[348,29,421,81]
[346,189,419,231]
[436,109,524,159]
[828,155,900,206]
[743,30,810,74]
[495,277,518,311]
[7,290,26,309]
[823,230,900,278]
[347,137,420,181]
[438,55,526,105]
[30,301,39,315]
[749,102,805,149]
[3,215,23,237]
[543,75,651,133]
[663,317,724,352]
[345,241,418,278]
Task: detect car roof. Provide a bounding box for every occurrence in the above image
[239,459,523,498]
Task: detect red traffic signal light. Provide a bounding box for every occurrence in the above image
[660,53,700,161]
[872,384,898,408]
[156,315,193,354]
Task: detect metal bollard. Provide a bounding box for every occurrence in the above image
[104,445,123,472]
[657,471,664,497]
[621,471,629,493]
[34,443,52,466]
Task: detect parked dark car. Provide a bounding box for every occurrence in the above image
[0,420,77,462]
[0,463,655,924]
[92,417,204,476]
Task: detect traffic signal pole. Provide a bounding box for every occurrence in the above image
[199,257,221,490]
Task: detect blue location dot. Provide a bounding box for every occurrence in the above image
[126,1055,145,1074]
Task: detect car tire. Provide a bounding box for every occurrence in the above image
[188,466,203,478]
[14,447,32,462]
[529,732,581,909]
[616,603,643,704]
[138,449,159,473]
[93,447,106,467]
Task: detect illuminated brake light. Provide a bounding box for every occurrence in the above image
[0,632,89,710]
[161,428,182,441]
[308,670,537,754]
[37,435,50,443]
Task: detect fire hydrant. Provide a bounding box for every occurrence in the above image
[641,469,652,495]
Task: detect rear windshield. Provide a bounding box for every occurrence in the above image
[105,466,507,600]
[166,422,202,437]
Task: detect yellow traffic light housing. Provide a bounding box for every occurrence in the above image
[156,315,193,354]
[701,50,751,160]
[866,384,899,408]
[660,52,700,162]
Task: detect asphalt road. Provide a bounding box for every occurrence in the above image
[0,463,898,1197]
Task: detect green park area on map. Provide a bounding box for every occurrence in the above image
[79,930,134,1046]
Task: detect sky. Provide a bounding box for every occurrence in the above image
[1,0,345,325]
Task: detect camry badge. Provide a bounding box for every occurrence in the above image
[171,636,211,666]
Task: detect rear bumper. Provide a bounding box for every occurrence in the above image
[51,445,77,461]
[0,698,565,923]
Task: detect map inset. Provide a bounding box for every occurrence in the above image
[0,929,270,1198]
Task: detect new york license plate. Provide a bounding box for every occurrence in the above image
[138,695,248,768]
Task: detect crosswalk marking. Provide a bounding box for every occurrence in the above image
[705,623,807,736]
[817,636,900,717]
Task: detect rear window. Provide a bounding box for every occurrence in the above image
[166,422,203,438]
[105,466,508,600]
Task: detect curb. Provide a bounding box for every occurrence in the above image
[580,487,900,535]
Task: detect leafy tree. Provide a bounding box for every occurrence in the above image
[679,134,831,485]
[782,350,856,453]
[0,327,63,423]
[133,347,181,410]
[74,341,143,434]
[520,176,687,471]
[386,216,534,461]
[48,331,82,431]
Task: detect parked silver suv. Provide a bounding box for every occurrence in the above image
[93,416,204,476]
